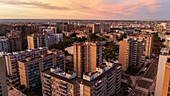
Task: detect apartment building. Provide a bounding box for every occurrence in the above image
[27,33,48,49]
[7,35,22,52]
[92,23,101,34]
[155,48,170,96]
[101,24,110,33]
[56,22,74,32]
[43,29,53,35]
[74,42,103,77]
[0,57,8,96]
[41,63,121,96]
[0,36,8,52]
[119,38,143,71]
[19,49,65,88]
[128,34,153,58]
[166,38,170,48]
[48,34,63,45]
[4,47,48,81]
[43,27,57,35]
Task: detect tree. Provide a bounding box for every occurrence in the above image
[152,33,165,54]
[75,37,87,42]
[104,53,117,61]
[103,41,119,61]
[22,36,28,50]
[127,78,132,85]
[19,85,26,90]
[49,36,74,50]
[153,33,161,42]
[28,29,38,34]
[23,88,30,95]
[70,33,78,37]
[0,33,5,36]
[125,65,139,75]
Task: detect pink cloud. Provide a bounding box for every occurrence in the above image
[0,0,162,19]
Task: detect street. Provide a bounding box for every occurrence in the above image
[130,89,147,96]
[129,58,158,96]
[143,59,158,79]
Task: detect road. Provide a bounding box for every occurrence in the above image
[129,58,158,96]
[6,78,26,96]
[136,80,153,89]
[8,86,27,96]
[143,59,158,79]
[130,89,147,96]
[136,59,158,89]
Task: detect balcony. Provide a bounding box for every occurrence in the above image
[59,85,67,91]
[96,89,102,95]
[95,83,102,90]
[60,82,67,86]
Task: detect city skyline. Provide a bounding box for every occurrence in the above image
[0,0,170,20]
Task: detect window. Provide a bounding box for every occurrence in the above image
[168,80,170,96]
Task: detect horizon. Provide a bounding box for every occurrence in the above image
[0,19,170,21]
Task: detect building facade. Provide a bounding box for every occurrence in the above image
[128,34,153,58]
[155,48,170,96]
[0,36,8,52]
[101,24,110,33]
[27,34,48,49]
[41,63,121,96]
[119,38,143,71]
[0,57,8,96]
[48,34,63,45]
[92,23,101,34]
[4,47,48,81]
[7,35,22,52]
[19,49,65,88]
[74,42,103,77]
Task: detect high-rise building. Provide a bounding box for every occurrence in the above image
[48,34,63,45]
[43,29,53,35]
[101,24,110,33]
[0,36,8,52]
[7,35,22,52]
[51,27,57,34]
[165,37,170,48]
[19,49,65,88]
[56,22,74,32]
[0,57,8,96]
[92,23,101,34]
[119,38,143,71]
[27,33,48,49]
[155,48,170,96]
[92,23,110,34]
[73,42,103,77]
[41,63,121,96]
[128,34,153,58]
[4,47,48,81]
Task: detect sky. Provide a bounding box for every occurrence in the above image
[0,0,170,20]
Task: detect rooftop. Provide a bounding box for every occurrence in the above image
[160,48,170,55]
[42,63,121,87]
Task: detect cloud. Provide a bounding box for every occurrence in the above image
[0,0,166,20]
[0,0,70,10]
[60,0,161,17]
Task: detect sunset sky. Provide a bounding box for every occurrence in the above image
[0,0,170,20]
